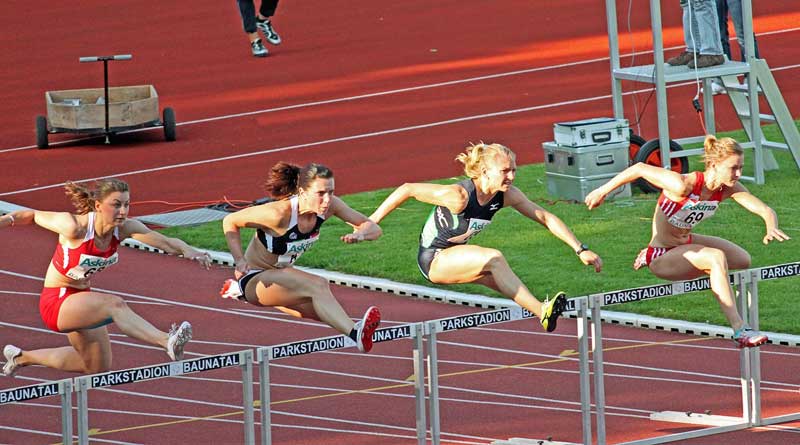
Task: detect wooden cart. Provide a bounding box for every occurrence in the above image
[35,55,176,149]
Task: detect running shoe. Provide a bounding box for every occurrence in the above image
[251,38,268,57]
[220,278,245,302]
[2,344,22,377]
[166,321,193,361]
[256,18,281,45]
[539,292,567,332]
[355,306,381,353]
[733,327,768,348]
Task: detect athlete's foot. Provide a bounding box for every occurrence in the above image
[166,322,193,360]
[2,344,23,377]
[539,292,567,332]
[355,306,381,353]
[733,326,768,348]
[220,279,246,302]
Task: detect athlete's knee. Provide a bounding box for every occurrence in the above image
[705,248,729,270]
[484,248,508,270]
[305,275,332,297]
[105,295,129,315]
[730,250,751,270]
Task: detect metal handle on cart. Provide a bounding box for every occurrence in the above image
[79,55,132,63]
[77,54,133,142]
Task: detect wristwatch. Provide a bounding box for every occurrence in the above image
[575,243,590,255]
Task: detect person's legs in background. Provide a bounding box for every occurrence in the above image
[688,0,725,68]
[726,0,760,60]
[256,0,282,45]
[237,0,268,57]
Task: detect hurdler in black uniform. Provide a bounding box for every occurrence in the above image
[417,179,504,280]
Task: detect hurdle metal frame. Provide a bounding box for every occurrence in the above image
[74,350,255,445]
[256,323,425,445]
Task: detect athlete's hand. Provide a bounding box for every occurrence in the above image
[341,232,365,244]
[186,250,212,269]
[763,227,790,244]
[584,189,606,210]
[234,257,249,279]
[579,250,603,273]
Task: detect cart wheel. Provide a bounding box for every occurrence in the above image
[36,115,49,149]
[629,131,646,162]
[633,139,689,193]
[163,107,176,142]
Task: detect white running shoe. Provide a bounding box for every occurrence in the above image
[3,344,22,377]
[355,306,381,353]
[256,18,282,45]
[220,279,245,301]
[166,322,193,361]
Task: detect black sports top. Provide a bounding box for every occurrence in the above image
[419,178,504,249]
[256,196,326,267]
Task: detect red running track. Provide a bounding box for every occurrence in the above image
[2,0,800,443]
[1,1,799,213]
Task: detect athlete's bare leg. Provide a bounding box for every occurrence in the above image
[427,244,545,317]
[245,268,354,334]
[649,239,747,330]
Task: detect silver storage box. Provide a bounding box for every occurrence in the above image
[543,140,631,201]
[544,171,631,202]
[543,141,629,177]
[554,117,629,147]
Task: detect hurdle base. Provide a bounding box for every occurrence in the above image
[650,410,741,426]
[490,438,580,445]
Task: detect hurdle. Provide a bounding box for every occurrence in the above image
[0,378,73,443]
[588,261,800,445]
[256,323,423,445]
[73,350,255,445]
[421,299,594,445]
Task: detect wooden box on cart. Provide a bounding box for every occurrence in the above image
[45,85,159,131]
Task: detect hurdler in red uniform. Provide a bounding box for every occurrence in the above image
[586,135,789,348]
[2,178,211,377]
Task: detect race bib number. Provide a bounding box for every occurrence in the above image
[276,237,319,268]
[65,252,119,280]
[447,218,492,244]
[668,200,718,229]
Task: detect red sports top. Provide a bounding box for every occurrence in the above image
[51,212,121,281]
[656,172,725,230]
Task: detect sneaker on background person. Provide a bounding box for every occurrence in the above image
[256,17,282,45]
[250,38,268,57]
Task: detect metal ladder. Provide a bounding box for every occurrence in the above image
[720,58,800,172]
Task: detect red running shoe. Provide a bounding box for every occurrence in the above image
[355,306,381,353]
[733,327,768,348]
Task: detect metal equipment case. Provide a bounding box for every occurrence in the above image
[553,117,629,147]
[543,140,631,202]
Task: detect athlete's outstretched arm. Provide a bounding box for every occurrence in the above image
[2,210,81,238]
[585,162,688,209]
[123,219,211,268]
[369,183,467,224]
[506,187,603,272]
[729,183,791,244]
[330,196,382,243]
